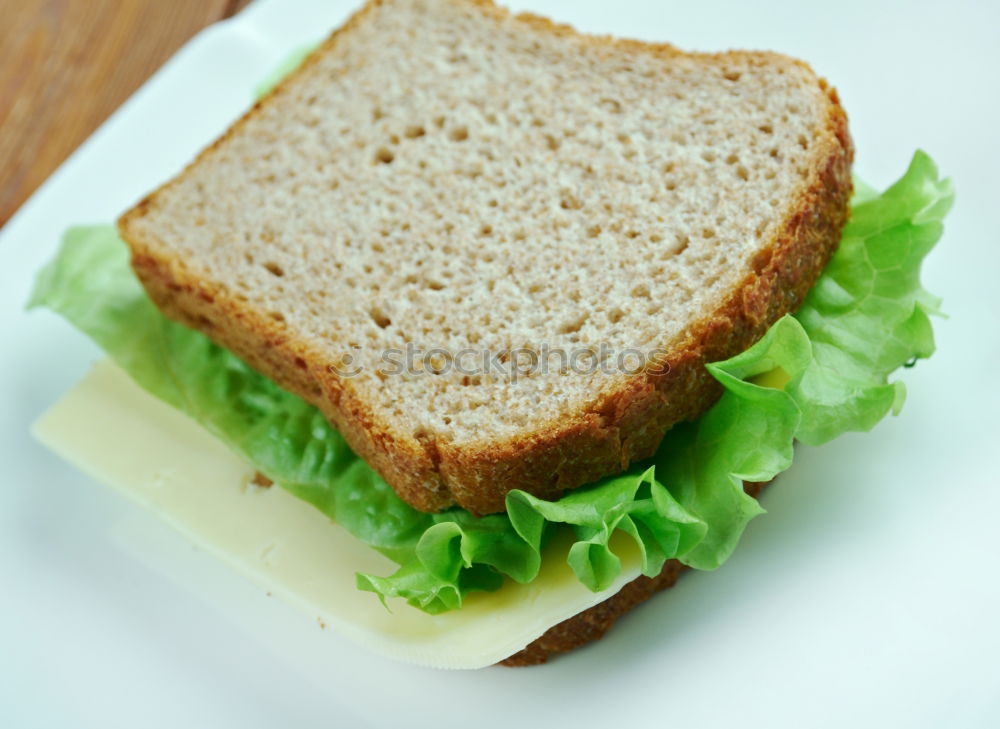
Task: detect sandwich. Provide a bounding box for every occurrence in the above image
[29,0,953,667]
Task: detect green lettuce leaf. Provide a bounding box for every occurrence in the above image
[29,151,951,613]
[789,152,953,443]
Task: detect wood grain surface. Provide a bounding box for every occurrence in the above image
[0,0,252,228]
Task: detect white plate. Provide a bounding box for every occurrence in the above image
[2,0,999,726]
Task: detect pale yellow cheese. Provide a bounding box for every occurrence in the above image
[32,360,643,669]
[750,366,792,390]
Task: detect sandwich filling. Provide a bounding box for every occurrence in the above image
[29,153,951,614]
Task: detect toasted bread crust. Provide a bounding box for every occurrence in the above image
[500,558,689,666]
[120,0,852,515]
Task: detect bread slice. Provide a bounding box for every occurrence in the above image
[119,0,852,515]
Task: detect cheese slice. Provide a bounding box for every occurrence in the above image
[32,360,644,669]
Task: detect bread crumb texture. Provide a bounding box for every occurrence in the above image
[121,0,851,513]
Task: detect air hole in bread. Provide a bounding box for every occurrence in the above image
[630,284,651,299]
[599,98,622,113]
[558,313,589,334]
[369,307,391,329]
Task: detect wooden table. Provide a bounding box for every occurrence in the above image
[0,0,252,228]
